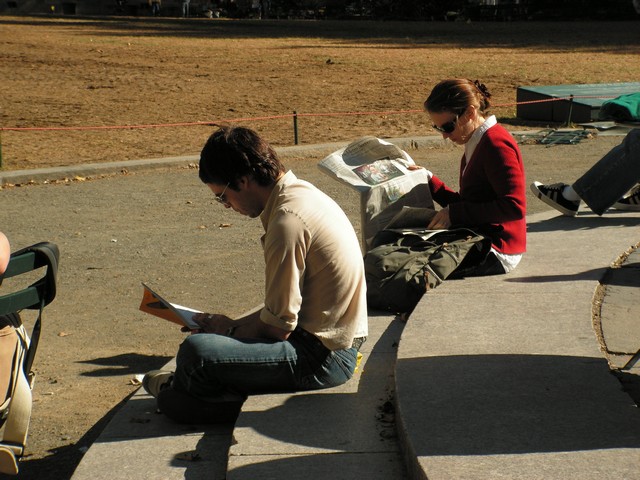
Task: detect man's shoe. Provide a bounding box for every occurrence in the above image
[612,184,640,211]
[142,370,174,398]
[157,388,243,424]
[530,181,580,217]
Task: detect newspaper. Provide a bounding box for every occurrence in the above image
[318,136,435,250]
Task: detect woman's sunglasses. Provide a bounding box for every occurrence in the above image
[432,115,459,134]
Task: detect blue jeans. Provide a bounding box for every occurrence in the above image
[573,129,640,215]
[172,327,358,403]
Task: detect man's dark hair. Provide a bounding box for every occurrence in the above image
[199,126,284,188]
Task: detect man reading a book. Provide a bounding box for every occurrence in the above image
[142,126,368,423]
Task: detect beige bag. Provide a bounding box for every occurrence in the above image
[0,315,32,476]
[0,324,19,409]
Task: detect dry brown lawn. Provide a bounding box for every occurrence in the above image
[1,16,639,171]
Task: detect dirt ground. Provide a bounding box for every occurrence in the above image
[1,16,639,480]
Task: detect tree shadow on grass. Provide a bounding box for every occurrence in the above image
[0,17,638,51]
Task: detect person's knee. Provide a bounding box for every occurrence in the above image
[174,335,213,390]
[177,333,234,367]
[177,334,211,365]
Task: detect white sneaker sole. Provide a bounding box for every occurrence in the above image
[612,201,640,211]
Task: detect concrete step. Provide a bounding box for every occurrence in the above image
[395,209,640,480]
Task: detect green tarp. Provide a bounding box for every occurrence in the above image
[598,92,640,122]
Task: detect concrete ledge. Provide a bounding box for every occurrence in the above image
[598,246,640,371]
[0,136,446,186]
[395,209,640,480]
[0,156,200,186]
[226,311,407,479]
[70,360,234,480]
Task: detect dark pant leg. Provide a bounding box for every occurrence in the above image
[573,129,640,215]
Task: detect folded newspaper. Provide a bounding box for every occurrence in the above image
[318,136,435,250]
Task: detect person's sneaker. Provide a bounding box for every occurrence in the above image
[530,181,580,217]
[142,370,174,398]
[157,388,243,424]
[612,184,640,211]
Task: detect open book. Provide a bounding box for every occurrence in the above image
[139,283,201,330]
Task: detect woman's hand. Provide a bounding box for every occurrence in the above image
[428,207,451,230]
[189,313,234,334]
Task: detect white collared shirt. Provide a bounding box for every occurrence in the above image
[463,115,497,175]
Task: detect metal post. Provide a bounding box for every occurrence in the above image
[566,95,574,127]
[293,111,299,145]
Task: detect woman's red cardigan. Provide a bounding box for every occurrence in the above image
[429,124,527,255]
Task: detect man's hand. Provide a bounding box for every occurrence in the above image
[427,207,451,230]
[191,313,234,334]
[188,310,291,342]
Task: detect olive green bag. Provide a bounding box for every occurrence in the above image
[364,229,490,314]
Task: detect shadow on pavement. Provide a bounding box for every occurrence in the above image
[397,354,640,456]
[77,352,173,377]
[527,212,640,233]
[18,394,134,480]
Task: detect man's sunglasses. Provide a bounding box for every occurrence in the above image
[214,182,230,205]
[432,115,459,134]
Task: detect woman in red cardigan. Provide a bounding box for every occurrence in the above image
[424,79,527,275]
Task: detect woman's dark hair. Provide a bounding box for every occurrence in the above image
[424,79,492,116]
[199,126,284,188]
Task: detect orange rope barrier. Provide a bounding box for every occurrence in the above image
[0,115,294,132]
[295,109,423,118]
[0,95,617,133]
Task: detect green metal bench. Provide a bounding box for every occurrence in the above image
[0,242,59,475]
